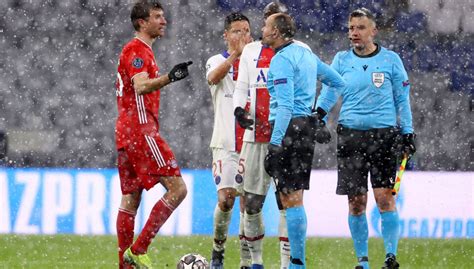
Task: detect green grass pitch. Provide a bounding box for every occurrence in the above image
[0,235,472,268]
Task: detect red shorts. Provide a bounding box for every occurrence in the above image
[117,134,181,194]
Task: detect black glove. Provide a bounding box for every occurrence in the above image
[264,143,283,178]
[168,61,193,82]
[234,107,254,130]
[312,107,331,144]
[401,133,416,158]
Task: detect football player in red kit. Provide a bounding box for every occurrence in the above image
[114,1,192,268]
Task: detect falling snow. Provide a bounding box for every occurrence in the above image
[0,0,472,172]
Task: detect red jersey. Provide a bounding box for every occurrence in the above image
[115,38,161,149]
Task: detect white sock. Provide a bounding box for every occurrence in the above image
[244,211,264,265]
[213,205,232,252]
[239,211,252,267]
[279,210,291,269]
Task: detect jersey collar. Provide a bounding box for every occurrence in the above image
[352,43,381,58]
[135,37,153,50]
[275,40,294,53]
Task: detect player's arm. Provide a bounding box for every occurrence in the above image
[134,61,193,95]
[316,55,346,90]
[392,53,416,157]
[133,72,171,95]
[207,52,239,85]
[392,53,413,134]
[315,53,343,118]
[233,45,254,129]
[270,56,294,146]
[233,45,250,110]
[208,34,249,85]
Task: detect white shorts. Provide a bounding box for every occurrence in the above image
[212,148,244,193]
[240,142,272,196]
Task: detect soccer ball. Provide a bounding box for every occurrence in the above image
[176,253,209,269]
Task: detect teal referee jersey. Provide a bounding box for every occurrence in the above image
[316,45,413,134]
[268,42,345,145]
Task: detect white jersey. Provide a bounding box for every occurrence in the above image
[233,40,311,143]
[206,52,244,152]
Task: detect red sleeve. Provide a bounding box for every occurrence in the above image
[124,48,151,80]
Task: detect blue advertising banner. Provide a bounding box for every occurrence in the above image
[1,168,472,238]
[0,168,279,236]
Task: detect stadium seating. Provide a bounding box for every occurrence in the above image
[0,0,472,171]
[395,11,427,33]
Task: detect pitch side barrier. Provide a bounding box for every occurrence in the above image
[0,168,472,238]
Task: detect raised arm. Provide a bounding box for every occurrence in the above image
[134,61,193,95]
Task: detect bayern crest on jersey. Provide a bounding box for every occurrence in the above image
[372,72,384,88]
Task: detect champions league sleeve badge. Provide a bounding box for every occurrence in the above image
[372,72,385,88]
[132,57,144,69]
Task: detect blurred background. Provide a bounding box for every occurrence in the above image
[0,0,472,171]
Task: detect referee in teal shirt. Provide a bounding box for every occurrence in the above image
[262,13,345,269]
[316,8,416,269]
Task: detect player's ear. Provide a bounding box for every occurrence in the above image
[372,26,378,37]
[137,18,147,31]
[371,20,378,36]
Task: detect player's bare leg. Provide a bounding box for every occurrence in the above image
[211,187,237,269]
[374,188,400,268]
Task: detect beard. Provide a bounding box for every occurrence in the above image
[149,28,164,39]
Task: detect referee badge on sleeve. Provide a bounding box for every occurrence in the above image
[372,72,384,88]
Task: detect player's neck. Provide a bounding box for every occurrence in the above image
[135,32,156,47]
[272,39,293,52]
[354,43,377,56]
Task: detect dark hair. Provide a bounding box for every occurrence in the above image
[272,13,295,39]
[349,8,376,25]
[131,0,163,31]
[263,1,288,19]
[224,12,250,31]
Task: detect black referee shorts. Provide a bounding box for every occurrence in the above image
[272,116,317,194]
[336,125,401,196]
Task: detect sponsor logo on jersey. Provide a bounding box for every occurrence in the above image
[253,56,270,62]
[274,78,287,85]
[132,57,144,69]
[251,83,267,88]
[372,72,384,88]
[256,69,267,83]
[402,80,410,87]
